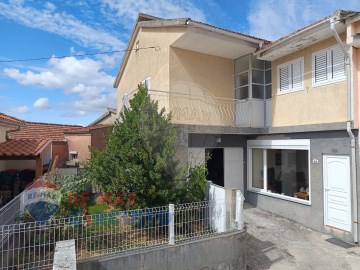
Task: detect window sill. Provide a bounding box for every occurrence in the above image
[277,87,304,96]
[312,77,346,88]
[248,189,311,206]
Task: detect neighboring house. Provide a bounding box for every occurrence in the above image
[115,10,360,243]
[0,113,25,142]
[0,114,52,201]
[0,139,51,178]
[88,107,117,126]
[63,108,115,166]
[7,121,81,168]
[63,125,113,166]
[7,110,114,168]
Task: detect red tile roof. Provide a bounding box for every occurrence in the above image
[0,113,26,126]
[63,124,112,134]
[8,122,81,142]
[0,139,51,158]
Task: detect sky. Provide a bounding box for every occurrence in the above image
[1,0,360,126]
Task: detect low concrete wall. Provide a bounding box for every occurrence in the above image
[53,240,77,270]
[78,231,247,270]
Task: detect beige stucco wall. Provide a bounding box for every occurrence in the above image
[352,46,359,128]
[272,35,347,127]
[65,134,91,162]
[169,47,234,126]
[97,114,116,125]
[357,47,360,129]
[116,26,235,126]
[117,26,186,112]
[348,21,360,129]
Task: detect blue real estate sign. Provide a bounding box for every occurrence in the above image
[21,179,62,222]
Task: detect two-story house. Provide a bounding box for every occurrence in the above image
[115,10,360,243]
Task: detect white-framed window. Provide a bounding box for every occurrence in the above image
[234,54,271,100]
[277,57,304,94]
[312,44,346,87]
[247,139,311,205]
[69,151,78,160]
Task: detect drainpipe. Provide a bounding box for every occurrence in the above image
[331,18,358,244]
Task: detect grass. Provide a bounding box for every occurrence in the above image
[87,203,109,215]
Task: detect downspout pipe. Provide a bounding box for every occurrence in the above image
[330,18,358,244]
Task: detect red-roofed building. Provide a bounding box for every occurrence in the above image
[63,125,112,165]
[6,110,115,168]
[7,121,81,168]
[0,138,52,202]
[7,121,81,141]
[0,139,52,176]
[0,112,114,203]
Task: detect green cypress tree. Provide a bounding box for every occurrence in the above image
[85,85,185,208]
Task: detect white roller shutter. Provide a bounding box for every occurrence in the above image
[277,57,304,94]
[279,65,289,92]
[314,50,328,84]
[291,59,303,89]
[313,45,345,86]
[331,46,345,80]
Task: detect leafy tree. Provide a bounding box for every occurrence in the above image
[84,85,204,208]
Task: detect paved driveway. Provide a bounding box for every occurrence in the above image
[244,203,360,270]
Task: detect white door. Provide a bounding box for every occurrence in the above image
[224,148,244,193]
[323,155,351,232]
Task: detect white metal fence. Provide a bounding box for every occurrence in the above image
[0,198,244,269]
[0,194,21,226]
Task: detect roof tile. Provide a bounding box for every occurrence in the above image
[0,113,26,126]
[0,139,51,157]
[8,122,81,142]
[64,124,112,134]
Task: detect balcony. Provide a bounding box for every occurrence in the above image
[124,89,271,128]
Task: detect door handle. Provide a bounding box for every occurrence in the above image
[325,188,331,191]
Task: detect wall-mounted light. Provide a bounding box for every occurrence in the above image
[216,136,221,143]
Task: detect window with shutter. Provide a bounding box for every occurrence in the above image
[312,45,345,86]
[277,57,304,94]
[279,66,289,92]
[291,60,303,89]
[331,46,345,80]
[314,50,328,84]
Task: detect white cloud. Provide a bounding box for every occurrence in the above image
[3,56,116,113]
[101,0,206,28]
[4,57,114,91]
[0,1,124,51]
[247,0,360,41]
[33,97,51,109]
[61,111,87,117]
[10,106,29,114]
[70,91,117,112]
[44,2,56,12]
